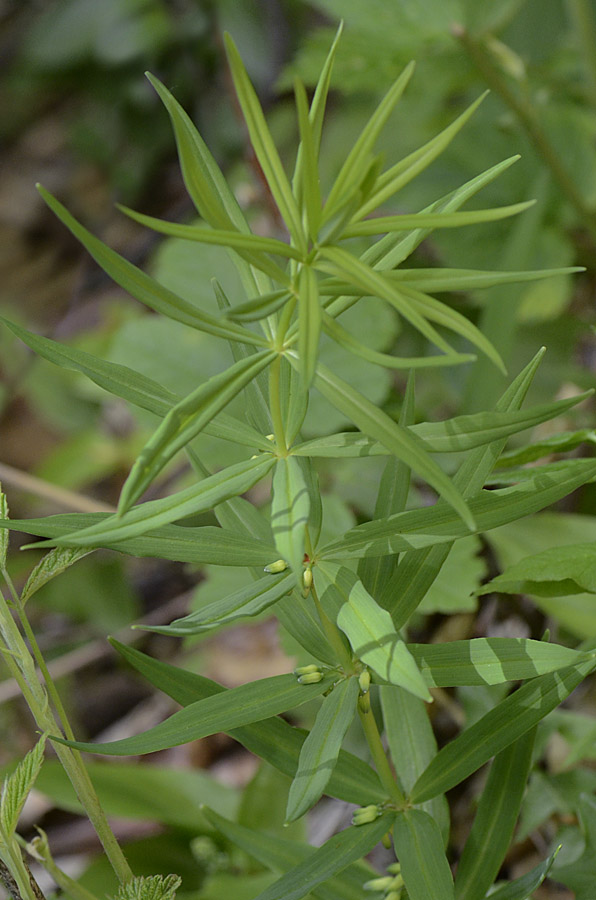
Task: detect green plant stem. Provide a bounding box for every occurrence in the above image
[454,23,596,242]
[310,582,353,671]
[358,702,405,805]
[567,0,596,107]
[0,585,133,884]
[269,354,287,454]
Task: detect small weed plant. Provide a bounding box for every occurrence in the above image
[1,28,595,900]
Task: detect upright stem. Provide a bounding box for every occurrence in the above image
[269,354,287,454]
[358,702,405,806]
[454,24,596,242]
[310,583,353,671]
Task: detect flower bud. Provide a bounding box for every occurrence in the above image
[294,664,320,676]
[302,566,313,597]
[266,433,275,441]
[358,669,371,694]
[389,875,404,891]
[385,891,403,900]
[298,671,323,684]
[264,559,288,574]
[363,876,394,892]
[351,804,380,826]
[387,862,401,875]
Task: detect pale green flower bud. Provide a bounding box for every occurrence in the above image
[358,669,371,694]
[389,875,404,890]
[264,559,288,574]
[387,862,401,875]
[302,567,313,597]
[266,433,275,441]
[351,804,380,826]
[298,671,323,684]
[294,664,320,676]
[385,891,403,900]
[363,875,394,892]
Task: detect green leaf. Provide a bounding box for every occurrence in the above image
[0,489,8,570]
[318,563,431,701]
[323,60,415,223]
[409,638,587,687]
[382,265,585,294]
[109,640,385,805]
[478,543,596,597]
[497,428,596,467]
[454,730,535,900]
[342,201,535,237]
[393,809,455,900]
[485,846,560,900]
[143,571,293,635]
[286,676,359,822]
[52,672,337,757]
[37,186,266,348]
[302,356,475,530]
[293,78,322,241]
[21,547,91,605]
[410,656,596,804]
[271,457,310,583]
[119,350,275,512]
[203,806,373,900]
[249,814,395,900]
[1,514,278,567]
[298,265,321,388]
[552,793,596,900]
[1,735,46,837]
[223,290,291,323]
[114,875,181,900]
[319,459,596,560]
[40,456,275,548]
[224,34,305,251]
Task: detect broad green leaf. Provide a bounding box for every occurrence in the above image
[380,685,449,845]
[249,814,395,900]
[52,672,336,757]
[294,78,322,241]
[271,457,310,583]
[224,34,306,251]
[393,808,455,900]
[203,807,374,900]
[486,846,560,900]
[497,428,596,467]
[21,547,91,605]
[119,350,275,512]
[143,571,293,635]
[342,201,535,237]
[286,676,359,822]
[318,563,431,701]
[1,735,46,837]
[223,290,291,322]
[478,543,596,598]
[37,186,266,348]
[39,456,275,548]
[323,61,415,223]
[1,514,278,567]
[0,489,8,570]
[409,638,586,687]
[382,265,584,293]
[298,265,321,388]
[454,730,535,900]
[301,355,475,529]
[114,875,180,900]
[319,459,596,560]
[411,656,596,803]
[357,92,489,218]
[321,311,474,370]
[109,640,385,805]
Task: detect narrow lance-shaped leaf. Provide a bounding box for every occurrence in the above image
[293,353,475,530]
[454,729,535,900]
[143,571,293,635]
[411,655,596,804]
[381,265,585,293]
[286,676,359,822]
[249,815,396,900]
[119,350,275,513]
[486,846,560,900]
[37,186,266,348]
[298,265,321,388]
[222,290,291,323]
[38,456,275,548]
[1,734,46,837]
[497,428,596,467]
[477,543,596,597]
[293,78,322,240]
[317,563,431,701]
[110,639,386,806]
[271,457,310,585]
[0,488,8,570]
[342,201,535,238]
[393,809,455,900]
[51,673,337,757]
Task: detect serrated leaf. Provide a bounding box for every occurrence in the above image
[298,265,321,388]
[318,563,430,701]
[119,350,275,513]
[0,514,278,567]
[271,457,310,583]
[411,656,596,804]
[454,730,535,900]
[113,875,181,900]
[109,640,385,805]
[143,571,293,635]
[21,547,91,605]
[40,456,275,548]
[394,809,455,900]
[319,459,596,560]
[52,673,336,757]
[301,356,475,530]
[37,186,266,348]
[409,638,587,687]
[286,676,359,822]
[249,814,395,900]
[0,735,46,837]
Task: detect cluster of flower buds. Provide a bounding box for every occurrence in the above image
[363,863,404,900]
[294,664,323,684]
[351,803,380,826]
